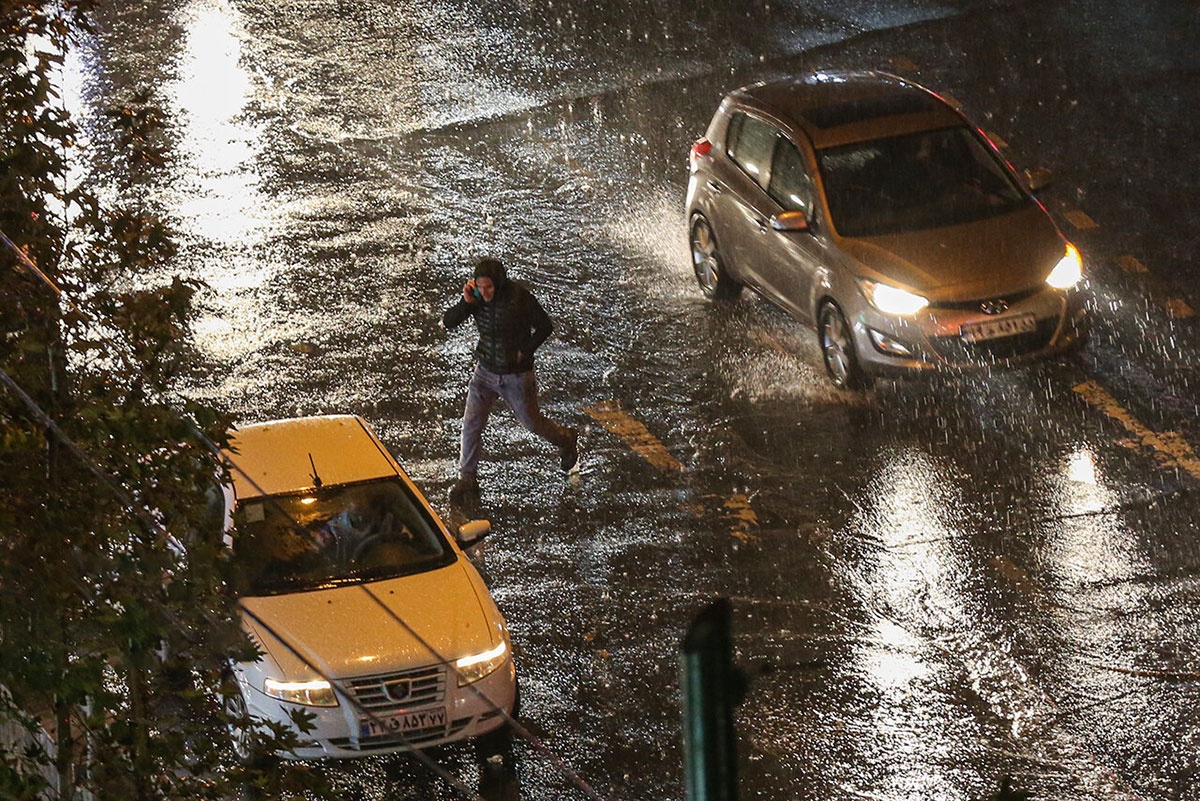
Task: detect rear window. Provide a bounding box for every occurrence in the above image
[233,478,454,596]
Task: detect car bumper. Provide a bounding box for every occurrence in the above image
[849,285,1089,376]
[243,660,517,760]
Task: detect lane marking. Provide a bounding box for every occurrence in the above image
[1064,209,1098,229]
[1117,254,1194,318]
[1073,380,1200,479]
[891,56,919,73]
[990,555,1048,610]
[583,400,683,471]
[983,130,1009,150]
[1165,297,1195,319]
[748,328,794,359]
[724,493,760,543]
[939,92,963,111]
[1117,255,1149,274]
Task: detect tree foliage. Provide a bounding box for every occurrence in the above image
[0,2,330,798]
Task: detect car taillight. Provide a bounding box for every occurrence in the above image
[690,137,712,169]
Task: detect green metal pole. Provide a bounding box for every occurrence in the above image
[681,598,741,801]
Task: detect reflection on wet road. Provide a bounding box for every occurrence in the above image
[66,0,1200,798]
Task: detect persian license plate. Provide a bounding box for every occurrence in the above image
[960,313,1037,343]
[360,707,447,738]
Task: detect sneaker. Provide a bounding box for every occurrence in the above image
[559,429,579,473]
[449,475,480,507]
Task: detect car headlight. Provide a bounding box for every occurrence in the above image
[263,677,338,707]
[861,280,929,316]
[1046,243,1083,289]
[455,640,509,686]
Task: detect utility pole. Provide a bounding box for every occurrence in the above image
[680,598,745,801]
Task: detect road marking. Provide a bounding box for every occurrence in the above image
[724,494,760,542]
[939,92,963,110]
[584,400,682,471]
[983,130,1009,150]
[1117,255,1149,274]
[1117,254,1194,318]
[891,56,919,73]
[990,555,1047,608]
[749,328,793,359]
[1165,297,1195,319]
[1073,380,1200,479]
[1064,209,1099,229]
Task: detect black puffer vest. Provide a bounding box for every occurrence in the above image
[444,280,553,374]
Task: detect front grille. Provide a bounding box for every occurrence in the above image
[345,665,445,711]
[328,717,471,752]
[930,316,1058,363]
[931,286,1040,312]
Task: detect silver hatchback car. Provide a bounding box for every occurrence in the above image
[685,70,1089,388]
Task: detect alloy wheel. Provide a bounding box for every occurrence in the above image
[819,303,859,389]
[690,219,720,296]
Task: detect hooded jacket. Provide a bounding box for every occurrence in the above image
[442,260,554,374]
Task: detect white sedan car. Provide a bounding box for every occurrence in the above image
[219,414,517,760]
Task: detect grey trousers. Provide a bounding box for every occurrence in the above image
[458,364,573,477]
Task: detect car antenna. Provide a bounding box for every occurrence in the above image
[308,452,323,488]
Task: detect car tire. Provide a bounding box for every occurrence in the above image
[222,676,254,765]
[818,302,869,390]
[690,216,741,300]
[222,673,275,768]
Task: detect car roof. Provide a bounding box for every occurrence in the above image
[224,414,399,500]
[730,70,966,149]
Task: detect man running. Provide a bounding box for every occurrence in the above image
[443,257,578,505]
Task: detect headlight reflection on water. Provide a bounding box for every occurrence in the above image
[1048,446,1143,586]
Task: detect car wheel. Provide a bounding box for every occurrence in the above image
[222,679,254,764]
[222,673,273,768]
[818,302,868,390]
[690,216,741,300]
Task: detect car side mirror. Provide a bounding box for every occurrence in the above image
[770,210,810,233]
[456,519,492,547]
[1022,167,1054,193]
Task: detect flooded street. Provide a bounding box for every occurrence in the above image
[66,0,1200,798]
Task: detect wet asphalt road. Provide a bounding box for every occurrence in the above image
[72,0,1200,798]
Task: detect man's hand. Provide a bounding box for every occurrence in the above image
[462,279,478,303]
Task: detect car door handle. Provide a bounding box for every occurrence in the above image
[706,180,724,195]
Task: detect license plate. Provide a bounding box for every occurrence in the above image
[960,313,1037,343]
[359,707,447,738]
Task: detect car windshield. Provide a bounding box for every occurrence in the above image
[816,126,1028,237]
[233,479,455,596]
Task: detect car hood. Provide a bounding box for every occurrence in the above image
[240,560,499,680]
[838,204,1066,302]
